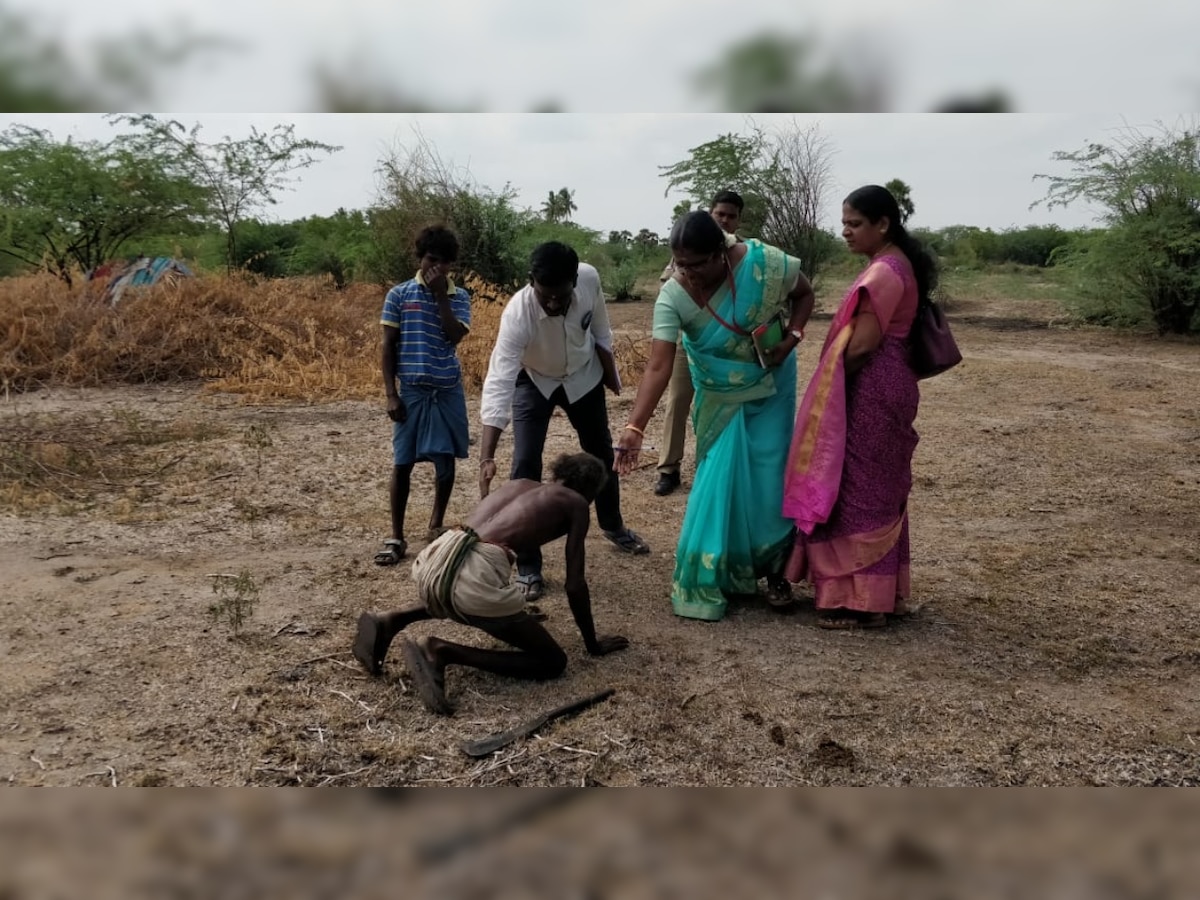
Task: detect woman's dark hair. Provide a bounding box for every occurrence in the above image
[669,210,726,255]
[414,225,459,262]
[529,241,579,286]
[550,452,607,502]
[844,185,939,306]
[711,189,744,212]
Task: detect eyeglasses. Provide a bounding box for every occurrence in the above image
[673,252,721,274]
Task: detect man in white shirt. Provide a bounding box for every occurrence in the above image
[479,241,650,602]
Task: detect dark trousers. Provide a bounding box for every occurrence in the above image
[510,370,623,577]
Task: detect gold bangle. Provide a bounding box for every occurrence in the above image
[624,424,645,437]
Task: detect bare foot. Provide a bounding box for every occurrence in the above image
[399,636,452,715]
[353,612,390,676]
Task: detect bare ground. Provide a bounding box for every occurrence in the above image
[2,292,1199,787]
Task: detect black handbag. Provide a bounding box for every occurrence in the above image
[909,300,962,380]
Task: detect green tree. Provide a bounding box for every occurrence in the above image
[540,187,578,223]
[1036,121,1200,333]
[0,3,230,112]
[885,178,915,224]
[0,124,207,283]
[659,131,776,235]
[291,208,373,287]
[691,35,884,113]
[112,115,341,273]
[670,199,693,223]
[556,187,577,222]
[370,130,528,286]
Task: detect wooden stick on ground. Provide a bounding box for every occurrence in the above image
[458,689,616,758]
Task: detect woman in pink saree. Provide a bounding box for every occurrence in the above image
[782,185,940,629]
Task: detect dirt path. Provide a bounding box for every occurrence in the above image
[2,297,1199,786]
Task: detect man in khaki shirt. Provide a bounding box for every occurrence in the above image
[654,190,745,497]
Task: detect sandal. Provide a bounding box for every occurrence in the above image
[764,576,796,613]
[373,538,407,566]
[515,573,544,602]
[817,611,887,630]
[602,527,651,555]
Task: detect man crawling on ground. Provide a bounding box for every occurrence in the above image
[352,452,629,714]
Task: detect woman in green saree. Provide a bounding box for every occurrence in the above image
[614,211,816,621]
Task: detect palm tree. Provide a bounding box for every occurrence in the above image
[541,190,563,222]
[542,187,577,223]
[555,187,577,222]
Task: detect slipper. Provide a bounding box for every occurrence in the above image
[817,612,887,630]
[515,573,544,602]
[398,637,452,715]
[602,527,650,555]
[426,525,451,542]
[373,538,407,566]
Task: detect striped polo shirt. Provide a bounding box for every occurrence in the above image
[380,273,471,390]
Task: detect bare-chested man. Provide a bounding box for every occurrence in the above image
[352,452,629,715]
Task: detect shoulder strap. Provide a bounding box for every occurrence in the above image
[702,298,750,337]
[698,263,750,336]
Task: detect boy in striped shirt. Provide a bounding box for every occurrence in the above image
[374,226,472,565]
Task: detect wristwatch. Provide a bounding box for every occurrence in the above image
[789,328,804,342]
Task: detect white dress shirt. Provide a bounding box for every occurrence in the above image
[480,263,615,430]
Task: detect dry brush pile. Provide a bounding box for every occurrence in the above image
[0,271,651,511]
[1,271,651,400]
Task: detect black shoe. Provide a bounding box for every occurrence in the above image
[654,472,681,496]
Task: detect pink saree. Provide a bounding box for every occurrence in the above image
[782,255,920,614]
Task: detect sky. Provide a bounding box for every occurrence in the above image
[5,113,1173,235]
[4,0,1199,112]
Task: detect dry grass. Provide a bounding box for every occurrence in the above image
[1,271,653,402]
[0,408,227,512]
[4,272,1198,789]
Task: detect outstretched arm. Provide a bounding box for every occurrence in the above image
[563,502,627,656]
[612,338,676,474]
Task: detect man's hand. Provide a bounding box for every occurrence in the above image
[425,264,449,297]
[478,459,497,499]
[586,634,629,656]
[387,396,408,423]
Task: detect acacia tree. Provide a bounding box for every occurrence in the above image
[370,129,527,286]
[658,131,776,235]
[1035,120,1200,334]
[0,124,207,283]
[112,115,341,272]
[759,118,837,277]
[658,122,836,276]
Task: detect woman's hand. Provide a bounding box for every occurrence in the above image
[613,428,643,475]
[762,335,799,368]
[768,336,796,367]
